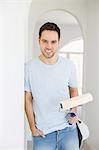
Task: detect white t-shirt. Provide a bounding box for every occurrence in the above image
[24,56,78,135]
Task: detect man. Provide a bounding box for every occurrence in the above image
[24,22,79,150]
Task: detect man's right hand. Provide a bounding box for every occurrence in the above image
[31,126,45,138]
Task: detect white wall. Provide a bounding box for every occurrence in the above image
[0,0,32,150]
[83,0,99,149]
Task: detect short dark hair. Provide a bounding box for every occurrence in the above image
[39,22,60,39]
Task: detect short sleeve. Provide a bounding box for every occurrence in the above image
[68,61,78,88]
[24,63,31,92]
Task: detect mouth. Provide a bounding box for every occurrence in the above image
[45,50,52,54]
[46,50,51,53]
[42,49,55,58]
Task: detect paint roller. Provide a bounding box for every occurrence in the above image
[59,93,93,111]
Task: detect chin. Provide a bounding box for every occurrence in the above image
[42,50,55,58]
[45,54,54,59]
[46,52,55,58]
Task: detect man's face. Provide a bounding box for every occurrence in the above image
[39,30,60,59]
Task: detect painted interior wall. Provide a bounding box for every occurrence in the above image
[82,0,99,149]
[0,0,32,150]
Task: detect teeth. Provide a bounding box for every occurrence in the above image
[46,50,51,53]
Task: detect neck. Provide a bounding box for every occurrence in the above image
[39,54,58,65]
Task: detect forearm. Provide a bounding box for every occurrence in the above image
[66,87,79,124]
[69,87,78,113]
[25,92,36,131]
[24,92,45,137]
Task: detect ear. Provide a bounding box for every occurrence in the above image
[58,39,60,45]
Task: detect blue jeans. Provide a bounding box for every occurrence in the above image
[32,126,79,150]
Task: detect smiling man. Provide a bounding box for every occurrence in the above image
[24,22,79,150]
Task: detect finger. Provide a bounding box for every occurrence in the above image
[68,117,78,124]
[35,130,40,136]
[38,130,45,138]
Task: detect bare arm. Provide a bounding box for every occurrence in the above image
[24,91,36,131]
[69,87,78,113]
[68,87,78,124]
[24,91,45,137]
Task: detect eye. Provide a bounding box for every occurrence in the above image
[41,39,48,44]
[51,40,57,44]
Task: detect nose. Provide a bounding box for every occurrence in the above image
[46,42,52,49]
